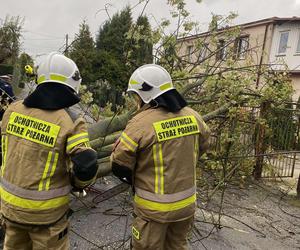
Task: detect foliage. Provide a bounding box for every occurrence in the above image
[97,1,293,184]
[0,15,25,94]
[68,8,154,111]
[0,64,13,75]
[79,84,107,122]
[266,102,297,151]
[95,7,133,92]
[17,52,34,86]
[93,8,153,110]
[69,20,96,86]
[6,52,34,92]
[82,1,294,186]
[127,15,153,67]
[79,84,136,123]
[0,15,23,65]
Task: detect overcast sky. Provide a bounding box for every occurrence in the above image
[1,0,300,62]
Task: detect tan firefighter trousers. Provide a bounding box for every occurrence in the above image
[131,215,194,250]
[2,215,69,250]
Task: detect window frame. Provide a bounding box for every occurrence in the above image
[198,43,208,62]
[277,30,290,55]
[295,29,300,54]
[186,45,194,62]
[236,35,249,60]
[216,39,227,61]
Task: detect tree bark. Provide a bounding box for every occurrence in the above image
[297,174,300,199]
[89,101,233,177]
[253,102,269,180]
[90,132,121,149]
[96,161,112,178]
[88,111,133,140]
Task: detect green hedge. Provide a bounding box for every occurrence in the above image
[0,64,14,75]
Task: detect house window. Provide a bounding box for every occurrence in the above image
[216,39,226,61]
[296,31,300,54]
[236,36,249,59]
[278,31,289,54]
[186,45,194,62]
[198,43,208,62]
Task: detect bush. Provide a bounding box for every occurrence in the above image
[0,64,13,75]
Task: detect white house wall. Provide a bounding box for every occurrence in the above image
[269,22,300,71]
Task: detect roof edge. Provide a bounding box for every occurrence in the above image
[178,16,300,42]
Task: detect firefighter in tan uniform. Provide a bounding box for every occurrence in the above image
[0,52,98,250]
[111,64,210,250]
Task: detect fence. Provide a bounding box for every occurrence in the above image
[208,103,300,179]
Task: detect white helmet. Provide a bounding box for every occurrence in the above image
[37,52,82,93]
[128,64,174,103]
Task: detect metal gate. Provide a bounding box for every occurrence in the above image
[262,151,298,178]
[261,105,300,178]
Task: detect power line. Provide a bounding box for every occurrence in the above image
[23,30,64,39]
[22,42,64,49]
[23,37,66,41]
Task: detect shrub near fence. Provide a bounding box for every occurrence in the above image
[0,64,13,75]
[266,104,298,151]
[202,103,299,183]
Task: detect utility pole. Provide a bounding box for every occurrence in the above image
[65,34,69,56]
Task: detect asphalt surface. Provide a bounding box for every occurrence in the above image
[68,175,300,250]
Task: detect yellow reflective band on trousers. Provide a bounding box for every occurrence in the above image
[66,132,89,152]
[120,132,138,152]
[0,186,69,210]
[39,151,59,191]
[153,115,199,142]
[6,112,60,148]
[37,74,67,84]
[74,176,95,188]
[134,194,196,212]
[135,186,196,203]
[153,144,164,194]
[1,135,8,177]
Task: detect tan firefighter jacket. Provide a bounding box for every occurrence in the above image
[0,100,93,225]
[111,105,210,223]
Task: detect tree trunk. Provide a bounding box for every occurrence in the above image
[297,174,300,199]
[88,110,133,140]
[90,103,231,178]
[90,132,121,149]
[253,102,269,180]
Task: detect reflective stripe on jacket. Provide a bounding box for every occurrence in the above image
[111,105,210,223]
[0,101,92,225]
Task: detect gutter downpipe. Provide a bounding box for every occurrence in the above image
[255,22,271,88]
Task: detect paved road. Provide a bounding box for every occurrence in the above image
[69,176,300,250]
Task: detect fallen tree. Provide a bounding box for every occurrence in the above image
[79,1,293,183]
[88,91,233,178]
